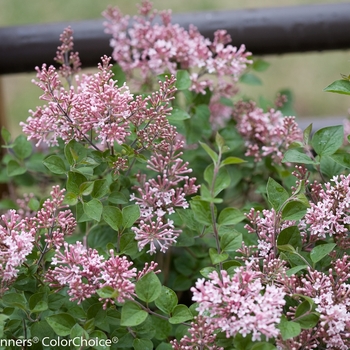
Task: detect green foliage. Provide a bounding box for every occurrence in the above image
[324,79,350,95]
[2,11,350,350]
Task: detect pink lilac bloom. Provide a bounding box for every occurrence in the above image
[31,185,76,249]
[46,243,137,307]
[303,174,350,247]
[278,256,350,350]
[171,315,224,350]
[103,1,252,127]
[191,265,286,341]
[21,28,177,156]
[98,251,137,308]
[54,26,81,83]
[0,185,76,294]
[130,137,199,254]
[0,210,35,289]
[232,100,302,164]
[245,208,295,259]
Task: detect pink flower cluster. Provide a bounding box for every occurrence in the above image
[103,1,251,126]
[46,243,137,307]
[54,26,81,82]
[0,186,75,294]
[303,174,350,245]
[171,315,223,350]
[131,137,200,254]
[46,243,159,308]
[0,210,35,286]
[277,256,350,350]
[232,101,302,163]
[191,266,286,341]
[20,28,177,155]
[245,208,295,259]
[32,185,76,249]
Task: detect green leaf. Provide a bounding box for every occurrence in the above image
[7,159,26,176]
[108,191,129,204]
[103,205,122,231]
[27,197,40,211]
[219,96,234,107]
[12,134,32,159]
[1,126,11,144]
[239,72,262,85]
[176,70,191,90]
[286,265,308,276]
[277,226,302,249]
[185,104,211,143]
[111,63,126,87]
[119,232,139,256]
[252,59,270,72]
[204,164,231,197]
[29,292,48,313]
[88,224,118,249]
[79,181,94,196]
[168,108,190,121]
[64,139,88,165]
[220,230,242,252]
[310,243,336,263]
[43,155,67,174]
[295,312,319,329]
[277,244,296,253]
[303,123,312,146]
[324,79,350,95]
[63,192,78,206]
[331,153,350,168]
[220,156,246,166]
[67,171,87,195]
[133,338,154,350]
[209,247,229,264]
[320,154,344,178]
[190,199,212,226]
[251,343,277,350]
[30,320,55,342]
[176,208,201,232]
[70,324,89,346]
[120,301,148,326]
[155,286,178,315]
[136,272,162,303]
[2,293,27,309]
[122,204,140,228]
[96,286,116,299]
[83,198,103,221]
[46,313,76,336]
[282,201,307,221]
[266,177,289,211]
[218,207,245,225]
[200,267,216,278]
[215,132,225,150]
[73,166,94,177]
[278,315,301,340]
[169,304,193,324]
[200,184,223,203]
[282,149,315,164]
[199,141,218,163]
[91,179,109,198]
[311,125,344,156]
[295,299,313,318]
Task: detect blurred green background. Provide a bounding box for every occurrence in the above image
[1,0,350,135]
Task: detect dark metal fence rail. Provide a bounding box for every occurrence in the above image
[1,3,350,75]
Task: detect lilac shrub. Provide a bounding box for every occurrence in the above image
[1,1,350,349]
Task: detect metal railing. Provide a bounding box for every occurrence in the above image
[0,2,350,134]
[1,3,350,75]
